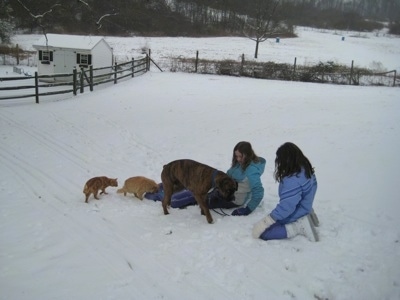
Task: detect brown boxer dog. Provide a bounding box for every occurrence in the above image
[161,159,238,224]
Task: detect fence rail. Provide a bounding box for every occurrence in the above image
[0,55,149,103]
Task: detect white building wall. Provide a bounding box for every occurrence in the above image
[91,40,113,78]
[36,48,55,76]
[92,40,113,68]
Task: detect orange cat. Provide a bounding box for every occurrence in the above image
[83,176,118,203]
[117,176,159,200]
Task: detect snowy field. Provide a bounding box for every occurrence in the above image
[10,26,400,72]
[1,27,400,300]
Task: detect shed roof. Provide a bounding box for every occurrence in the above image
[33,34,106,50]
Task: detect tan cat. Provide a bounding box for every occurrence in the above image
[83,176,118,203]
[117,176,159,200]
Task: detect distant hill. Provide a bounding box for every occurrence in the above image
[4,0,400,37]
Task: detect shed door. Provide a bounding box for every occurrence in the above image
[54,50,76,74]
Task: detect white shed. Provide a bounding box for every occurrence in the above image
[32,34,113,82]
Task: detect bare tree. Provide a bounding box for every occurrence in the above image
[244,0,281,59]
[16,0,61,45]
[77,0,118,31]
[15,0,120,37]
[0,1,14,43]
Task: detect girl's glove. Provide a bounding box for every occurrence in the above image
[231,207,251,216]
[252,215,275,238]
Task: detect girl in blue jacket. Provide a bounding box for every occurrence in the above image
[252,142,319,241]
[225,141,265,216]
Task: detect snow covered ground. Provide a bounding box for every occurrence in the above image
[1,28,400,300]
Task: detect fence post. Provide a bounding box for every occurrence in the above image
[35,71,39,104]
[148,49,151,71]
[114,62,118,84]
[393,70,397,87]
[89,65,93,91]
[131,58,135,77]
[349,60,354,85]
[73,68,77,96]
[80,67,84,93]
[240,54,244,76]
[16,44,20,65]
[195,50,199,73]
[293,57,297,80]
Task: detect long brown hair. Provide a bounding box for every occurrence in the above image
[231,141,260,170]
[274,142,314,182]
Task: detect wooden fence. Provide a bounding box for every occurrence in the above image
[172,51,399,87]
[0,55,149,103]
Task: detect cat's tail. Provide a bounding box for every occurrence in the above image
[83,184,88,193]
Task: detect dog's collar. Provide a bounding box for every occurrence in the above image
[211,169,218,188]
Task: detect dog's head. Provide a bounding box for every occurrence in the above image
[216,177,238,202]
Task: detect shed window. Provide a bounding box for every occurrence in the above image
[77,53,92,66]
[39,50,53,62]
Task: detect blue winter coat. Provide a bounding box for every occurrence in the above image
[226,157,266,212]
[270,169,317,224]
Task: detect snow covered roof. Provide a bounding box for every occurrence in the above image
[32,34,107,50]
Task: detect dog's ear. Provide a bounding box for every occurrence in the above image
[219,177,229,187]
[221,177,238,192]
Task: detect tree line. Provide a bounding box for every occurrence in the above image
[1,0,399,44]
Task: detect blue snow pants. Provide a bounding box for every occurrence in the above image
[259,223,288,240]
